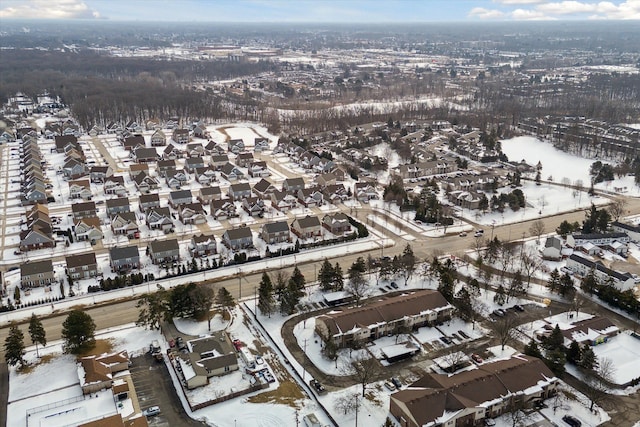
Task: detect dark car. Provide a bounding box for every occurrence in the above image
[391,377,402,389]
[513,304,525,312]
[390,282,399,289]
[562,415,582,427]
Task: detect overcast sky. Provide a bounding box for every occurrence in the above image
[0,0,639,22]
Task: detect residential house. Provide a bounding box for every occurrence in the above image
[66,252,98,279]
[282,177,305,194]
[185,157,205,172]
[297,187,324,208]
[209,199,237,220]
[228,182,252,201]
[190,234,217,257]
[242,197,265,217]
[110,212,139,238]
[220,162,244,181]
[138,193,161,213]
[291,215,322,239]
[122,135,145,151]
[192,122,208,139]
[194,167,217,185]
[227,139,245,154]
[236,152,254,168]
[315,172,336,188]
[261,221,291,244]
[209,154,229,170]
[132,146,158,163]
[389,356,558,427]
[252,178,276,198]
[63,158,88,179]
[103,176,127,197]
[566,253,635,291]
[172,128,190,144]
[611,221,640,242]
[165,169,189,189]
[68,179,92,200]
[162,144,182,160]
[186,143,205,157]
[254,137,270,152]
[222,226,254,250]
[204,141,225,156]
[148,239,180,264]
[133,172,159,194]
[157,159,177,177]
[247,161,270,178]
[177,333,239,390]
[567,232,630,248]
[78,351,130,394]
[354,182,378,202]
[19,228,55,252]
[150,129,167,146]
[128,163,148,179]
[322,213,351,235]
[74,217,103,244]
[542,236,562,260]
[169,189,193,208]
[316,290,453,348]
[54,135,78,153]
[179,203,207,225]
[109,246,140,272]
[20,260,55,288]
[270,190,297,212]
[198,186,222,204]
[89,165,113,183]
[105,197,130,216]
[146,207,173,232]
[72,201,97,220]
[322,184,349,204]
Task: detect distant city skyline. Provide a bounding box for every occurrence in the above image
[0,0,639,22]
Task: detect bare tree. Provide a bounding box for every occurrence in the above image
[334,393,359,415]
[607,198,627,221]
[529,220,546,243]
[491,316,518,351]
[441,351,468,373]
[506,397,534,427]
[346,269,370,307]
[341,353,381,397]
[520,250,543,287]
[497,243,516,283]
[583,357,616,412]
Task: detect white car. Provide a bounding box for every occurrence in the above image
[143,406,160,417]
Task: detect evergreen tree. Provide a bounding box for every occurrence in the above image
[548,268,561,293]
[560,273,575,297]
[136,290,169,330]
[216,287,235,313]
[290,266,306,292]
[400,244,416,286]
[281,278,303,315]
[544,325,566,352]
[14,286,21,305]
[28,314,46,358]
[454,287,473,321]
[4,323,25,368]
[257,273,276,317]
[61,310,96,355]
[493,284,506,306]
[580,270,599,295]
[545,349,566,377]
[318,259,335,291]
[332,263,344,291]
[579,345,597,370]
[566,340,582,365]
[524,339,543,359]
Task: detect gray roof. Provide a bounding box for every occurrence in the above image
[109,245,139,260]
[106,197,130,208]
[20,259,53,276]
[149,238,179,253]
[263,220,290,234]
[66,252,97,269]
[295,215,321,228]
[170,189,193,200]
[545,236,562,250]
[224,226,252,240]
[230,182,251,192]
[71,201,96,213]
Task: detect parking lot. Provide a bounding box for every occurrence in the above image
[130,353,207,427]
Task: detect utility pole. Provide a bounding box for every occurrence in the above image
[302,338,308,381]
[238,268,242,299]
[254,286,257,318]
[354,395,359,427]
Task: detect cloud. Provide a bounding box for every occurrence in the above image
[468,7,506,19]
[536,0,640,19]
[0,0,101,19]
[493,0,547,4]
[511,7,556,18]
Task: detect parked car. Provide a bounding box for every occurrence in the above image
[143,406,160,417]
[390,282,399,289]
[562,415,582,427]
[513,304,525,312]
[459,231,467,237]
[492,309,505,317]
[484,419,496,427]
[384,381,396,391]
[391,377,402,389]
[471,353,483,364]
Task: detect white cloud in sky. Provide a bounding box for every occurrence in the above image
[0,0,101,19]
[493,0,546,4]
[473,0,640,19]
[469,7,506,18]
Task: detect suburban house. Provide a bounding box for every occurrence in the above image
[133,172,159,193]
[122,135,145,151]
[68,179,92,200]
[227,139,245,154]
[186,143,205,157]
[105,197,131,216]
[228,182,252,201]
[210,199,237,220]
[146,207,174,232]
[74,217,103,245]
[315,290,453,348]
[253,179,276,198]
[565,253,635,291]
[260,220,291,244]
[248,161,270,178]
[148,239,180,264]
[297,187,324,207]
[178,203,207,225]
[110,212,139,238]
[78,351,130,394]
[138,193,161,212]
[63,158,88,179]
[66,252,99,279]
[110,246,140,272]
[190,234,217,257]
[20,259,55,288]
[282,177,305,194]
[209,154,229,170]
[72,201,97,220]
[242,197,266,217]
[19,228,55,252]
[389,356,558,427]
[254,137,270,152]
[611,221,640,242]
[157,159,177,177]
[236,152,254,168]
[163,144,183,160]
[104,176,127,197]
[150,129,166,146]
[542,236,562,260]
[204,141,224,156]
[185,156,205,172]
[220,162,244,181]
[169,189,193,207]
[132,146,158,163]
[54,135,78,153]
[165,169,189,189]
[322,212,351,235]
[198,186,222,205]
[354,182,378,202]
[222,226,254,250]
[175,332,239,390]
[536,315,620,347]
[194,167,217,185]
[291,215,322,239]
[89,165,114,183]
[271,190,298,212]
[172,128,190,144]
